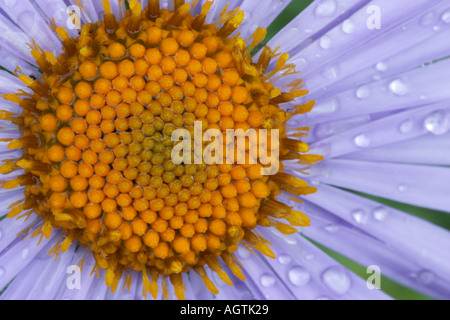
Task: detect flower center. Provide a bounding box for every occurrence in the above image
[1,0,322,299]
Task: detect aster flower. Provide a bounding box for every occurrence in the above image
[0,0,449,301]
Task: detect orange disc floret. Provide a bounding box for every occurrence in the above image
[40,113,58,132]
[177,30,195,47]
[100,61,118,80]
[75,81,93,99]
[57,127,75,146]
[57,87,74,104]
[74,99,90,116]
[94,78,112,95]
[129,43,146,59]
[161,37,179,56]
[118,59,135,78]
[79,60,98,80]
[125,235,142,253]
[172,236,190,254]
[108,42,126,59]
[56,104,73,122]
[47,144,65,162]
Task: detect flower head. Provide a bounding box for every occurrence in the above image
[0,0,449,300]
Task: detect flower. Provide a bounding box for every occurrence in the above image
[0,0,449,300]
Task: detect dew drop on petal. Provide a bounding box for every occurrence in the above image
[315,0,337,17]
[260,274,276,288]
[373,207,389,221]
[3,0,18,7]
[399,119,414,134]
[305,254,314,261]
[354,134,370,148]
[325,224,339,233]
[351,209,368,225]
[288,266,310,287]
[322,267,351,295]
[398,184,407,192]
[278,254,291,265]
[389,79,409,96]
[320,66,339,80]
[376,62,388,72]
[237,246,251,260]
[309,99,339,116]
[295,58,308,69]
[442,9,450,24]
[319,35,331,49]
[342,19,355,34]
[356,85,370,99]
[0,228,2,240]
[424,110,449,135]
[419,12,435,26]
[22,248,29,260]
[416,270,434,285]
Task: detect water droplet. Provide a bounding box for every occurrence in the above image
[0,228,2,240]
[420,12,435,26]
[22,248,29,260]
[305,254,314,260]
[373,207,389,221]
[315,0,337,17]
[322,267,351,295]
[398,184,407,192]
[433,25,440,32]
[295,58,308,69]
[354,134,370,148]
[352,209,368,224]
[310,99,339,116]
[389,79,409,96]
[442,9,450,23]
[424,110,449,135]
[417,270,434,285]
[342,19,355,34]
[399,119,414,133]
[376,62,388,72]
[278,254,292,265]
[285,237,298,245]
[320,66,339,80]
[319,35,331,49]
[356,86,370,99]
[237,246,251,259]
[288,266,310,287]
[420,95,427,100]
[325,224,339,233]
[260,274,276,288]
